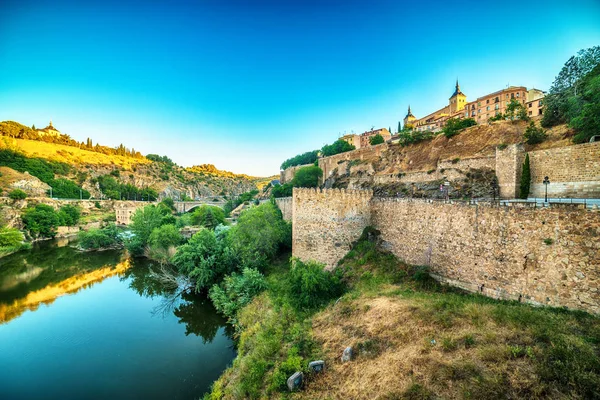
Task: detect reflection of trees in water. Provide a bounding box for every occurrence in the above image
[0,239,124,304]
[122,258,232,344]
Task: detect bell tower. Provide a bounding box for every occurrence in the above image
[403,105,416,129]
[449,79,467,114]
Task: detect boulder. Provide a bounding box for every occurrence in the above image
[341,346,353,362]
[287,371,303,391]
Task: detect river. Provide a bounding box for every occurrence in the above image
[0,238,236,400]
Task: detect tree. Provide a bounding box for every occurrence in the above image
[504,99,529,122]
[542,46,600,128]
[398,121,402,133]
[22,204,61,238]
[8,189,27,200]
[519,154,531,199]
[524,122,548,145]
[209,267,267,321]
[32,124,36,130]
[369,134,385,145]
[291,165,322,188]
[148,224,183,251]
[126,205,169,256]
[320,139,355,157]
[280,150,320,170]
[78,224,122,250]
[191,205,226,230]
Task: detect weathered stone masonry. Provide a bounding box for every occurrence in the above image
[291,188,600,314]
[274,197,292,221]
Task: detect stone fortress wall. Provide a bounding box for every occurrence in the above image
[280,163,313,184]
[274,197,292,221]
[281,140,600,199]
[287,188,600,314]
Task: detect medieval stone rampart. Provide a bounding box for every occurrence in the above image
[292,188,372,268]
[291,188,600,314]
[274,197,292,221]
[318,144,388,184]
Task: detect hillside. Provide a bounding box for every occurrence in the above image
[0,121,267,199]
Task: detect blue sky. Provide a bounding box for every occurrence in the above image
[1,0,599,176]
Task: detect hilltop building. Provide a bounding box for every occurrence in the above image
[341,128,391,150]
[36,120,61,138]
[404,82,546,133]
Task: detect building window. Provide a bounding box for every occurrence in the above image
[506,94,509,98]
[528,103,532,108]
[495,97,499,103]
[539,100,543,106]
[529,111,532,116]
[486,99,489,104]
[495,104,499,110]
[478,109,481,113]
[516,92,520,98]
[511,93,514,99]
[486,106,490,111]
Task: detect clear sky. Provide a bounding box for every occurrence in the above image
[1,0,599,176]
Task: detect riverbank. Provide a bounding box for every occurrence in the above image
[206,230,600,399]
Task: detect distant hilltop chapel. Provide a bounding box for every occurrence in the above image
[403,80,546,133]
[36,120,61,138]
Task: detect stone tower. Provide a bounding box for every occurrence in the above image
[403,105,416,129]
[449,79,467,114]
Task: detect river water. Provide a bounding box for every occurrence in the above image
[0,239,235,400]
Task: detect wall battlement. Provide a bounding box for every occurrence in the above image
[292,188,600,314]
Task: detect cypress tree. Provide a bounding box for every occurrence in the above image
[398,121,402,133]
[519,154,531,199]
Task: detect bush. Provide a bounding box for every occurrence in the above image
[287,259,345,311]
[191,205,226,230]
[78,224,122,250]
[57,204,80,226]
[8,189,27,200]
[280,150,319,170]
[22,204,61,238]
[524,122,548,145]
[209,267,267,321]
[271,182,293,198]
[94,201,102,209]
[443,118,477,138]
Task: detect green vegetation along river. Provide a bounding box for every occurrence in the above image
[0,238,235,400]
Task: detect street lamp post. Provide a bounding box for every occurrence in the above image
[543,176,550,203]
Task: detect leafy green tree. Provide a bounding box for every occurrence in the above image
[519,154,531,199]
[209,267,267,321]
[569,64,600,143]
[58,204,81,226]
[125,205,170,256]
[524,122,548,145]
[22,204,61,238]
[369,134,385,145]
[0,227,24,248]
[271,182,293,198]
[504,99,529,122]
[8,189,27,200]
[542,46,600,128]
[320,139,355,157]
[159,197,176,212]
[291,165,322,188]
[191,205,226,230]
[442,118,477,138]
[230,202,289,269]
[148,224,183,251]
[172,228,238,292]
[280,150,319,170]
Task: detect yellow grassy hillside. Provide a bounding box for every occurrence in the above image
[0,137,150,169]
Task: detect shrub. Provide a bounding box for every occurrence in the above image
[280,150,319,170]
[320,139,355,157]
[524,121,548,145]
[8,189,27,200]
[94,201,102,209]
[209,267,267,321]
[22,204,61,238]
[442,118,477,138]
[78,224,122,250]
[0,226,24,247]
[287,258,345,311]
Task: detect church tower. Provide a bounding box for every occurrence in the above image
[403,105,416,129]
[449,79,467,114]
